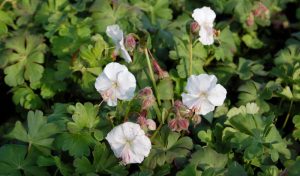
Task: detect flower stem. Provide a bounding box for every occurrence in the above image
[188,32,193,76]
[151,122,163,141]
[282,100,293,129]
[144,48,161,106]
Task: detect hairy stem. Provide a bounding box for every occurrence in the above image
[144,48,161,106]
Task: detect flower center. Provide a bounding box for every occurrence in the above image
[198,92,208,99]
[112,81,118,88]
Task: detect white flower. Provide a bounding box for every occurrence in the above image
[192,7,216,45]
[106,122,152,165]
[95,62,136,106]
[181,74,227,115]
[106,24,132,63]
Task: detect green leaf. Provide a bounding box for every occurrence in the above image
[0,144,49,175]
[143,126,193,169]
[12,86,43,109]
[190,147,228,171]
[40,69,67,99]
[225,162,247,176]
[242,34,264,49]
[4,34,46,87]
[293,115,300,140]
[157,78,174,100]
[177,164,201,176]
[67,102,100,132]
[74,143,128,175]
[7,110,60,149]
[56,132,95,157]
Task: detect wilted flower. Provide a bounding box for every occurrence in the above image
[125,34,136,52]
[106,24,132,63]
[181,74,227,115]
[168,117,189,132]
[95,62,136,106]
[106,122,151,165]
[138,87,156,110]
[192,7,216,45]
[191,114,201,126]
[152,59,169,79]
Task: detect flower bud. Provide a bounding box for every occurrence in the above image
[174,100,193,119]
[246,12,254,27]
[190,21,200,34]
[152,59,169,79]
[125,34,136,52]
[253,2,269,19]
[168,118,189,132]
[137,110,147,127]
[146,119,156,130]
[138,87,156,110]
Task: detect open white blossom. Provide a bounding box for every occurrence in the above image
[106,24,132,63]
[182,74,226,115]
[95,62,136,106]
[106,122,152,165]
[192,7,216,45]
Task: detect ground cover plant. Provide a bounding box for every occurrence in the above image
[0,0,300,175]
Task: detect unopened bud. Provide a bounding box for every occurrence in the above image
[125,34,136,52]
[146,119,156,130]
[168,118,189,132]
[138,87,156,110]
[191,21,200,34]
[253,2,269,19]
[137,110,147,128]
[247,12,255,27]
[152,59,169,79]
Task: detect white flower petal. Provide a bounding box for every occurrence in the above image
[103,62,128,81]
[182,93,201,109]
[207,84,227,106]
[192,7,216,26]
[106,24,123,44]
[199,26,214,45]
[120,41,132,63]
[116,70,136,100]
[186,74,217,93]
[197,100,215,115]
[95,73,112,92]
[131,135,151,157]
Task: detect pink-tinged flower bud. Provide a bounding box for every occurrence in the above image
[174,100,193,119]
[253,2,269,19]
[138,87,156,110]
[191,21,200,34]
[152,59,169,79]
[146,119,156,130]
[137,110,147,128]
[125,34,136,52]
[168,118,189,132]
[247,12,255,27]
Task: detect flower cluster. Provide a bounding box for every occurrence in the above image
[95,6,226,165]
